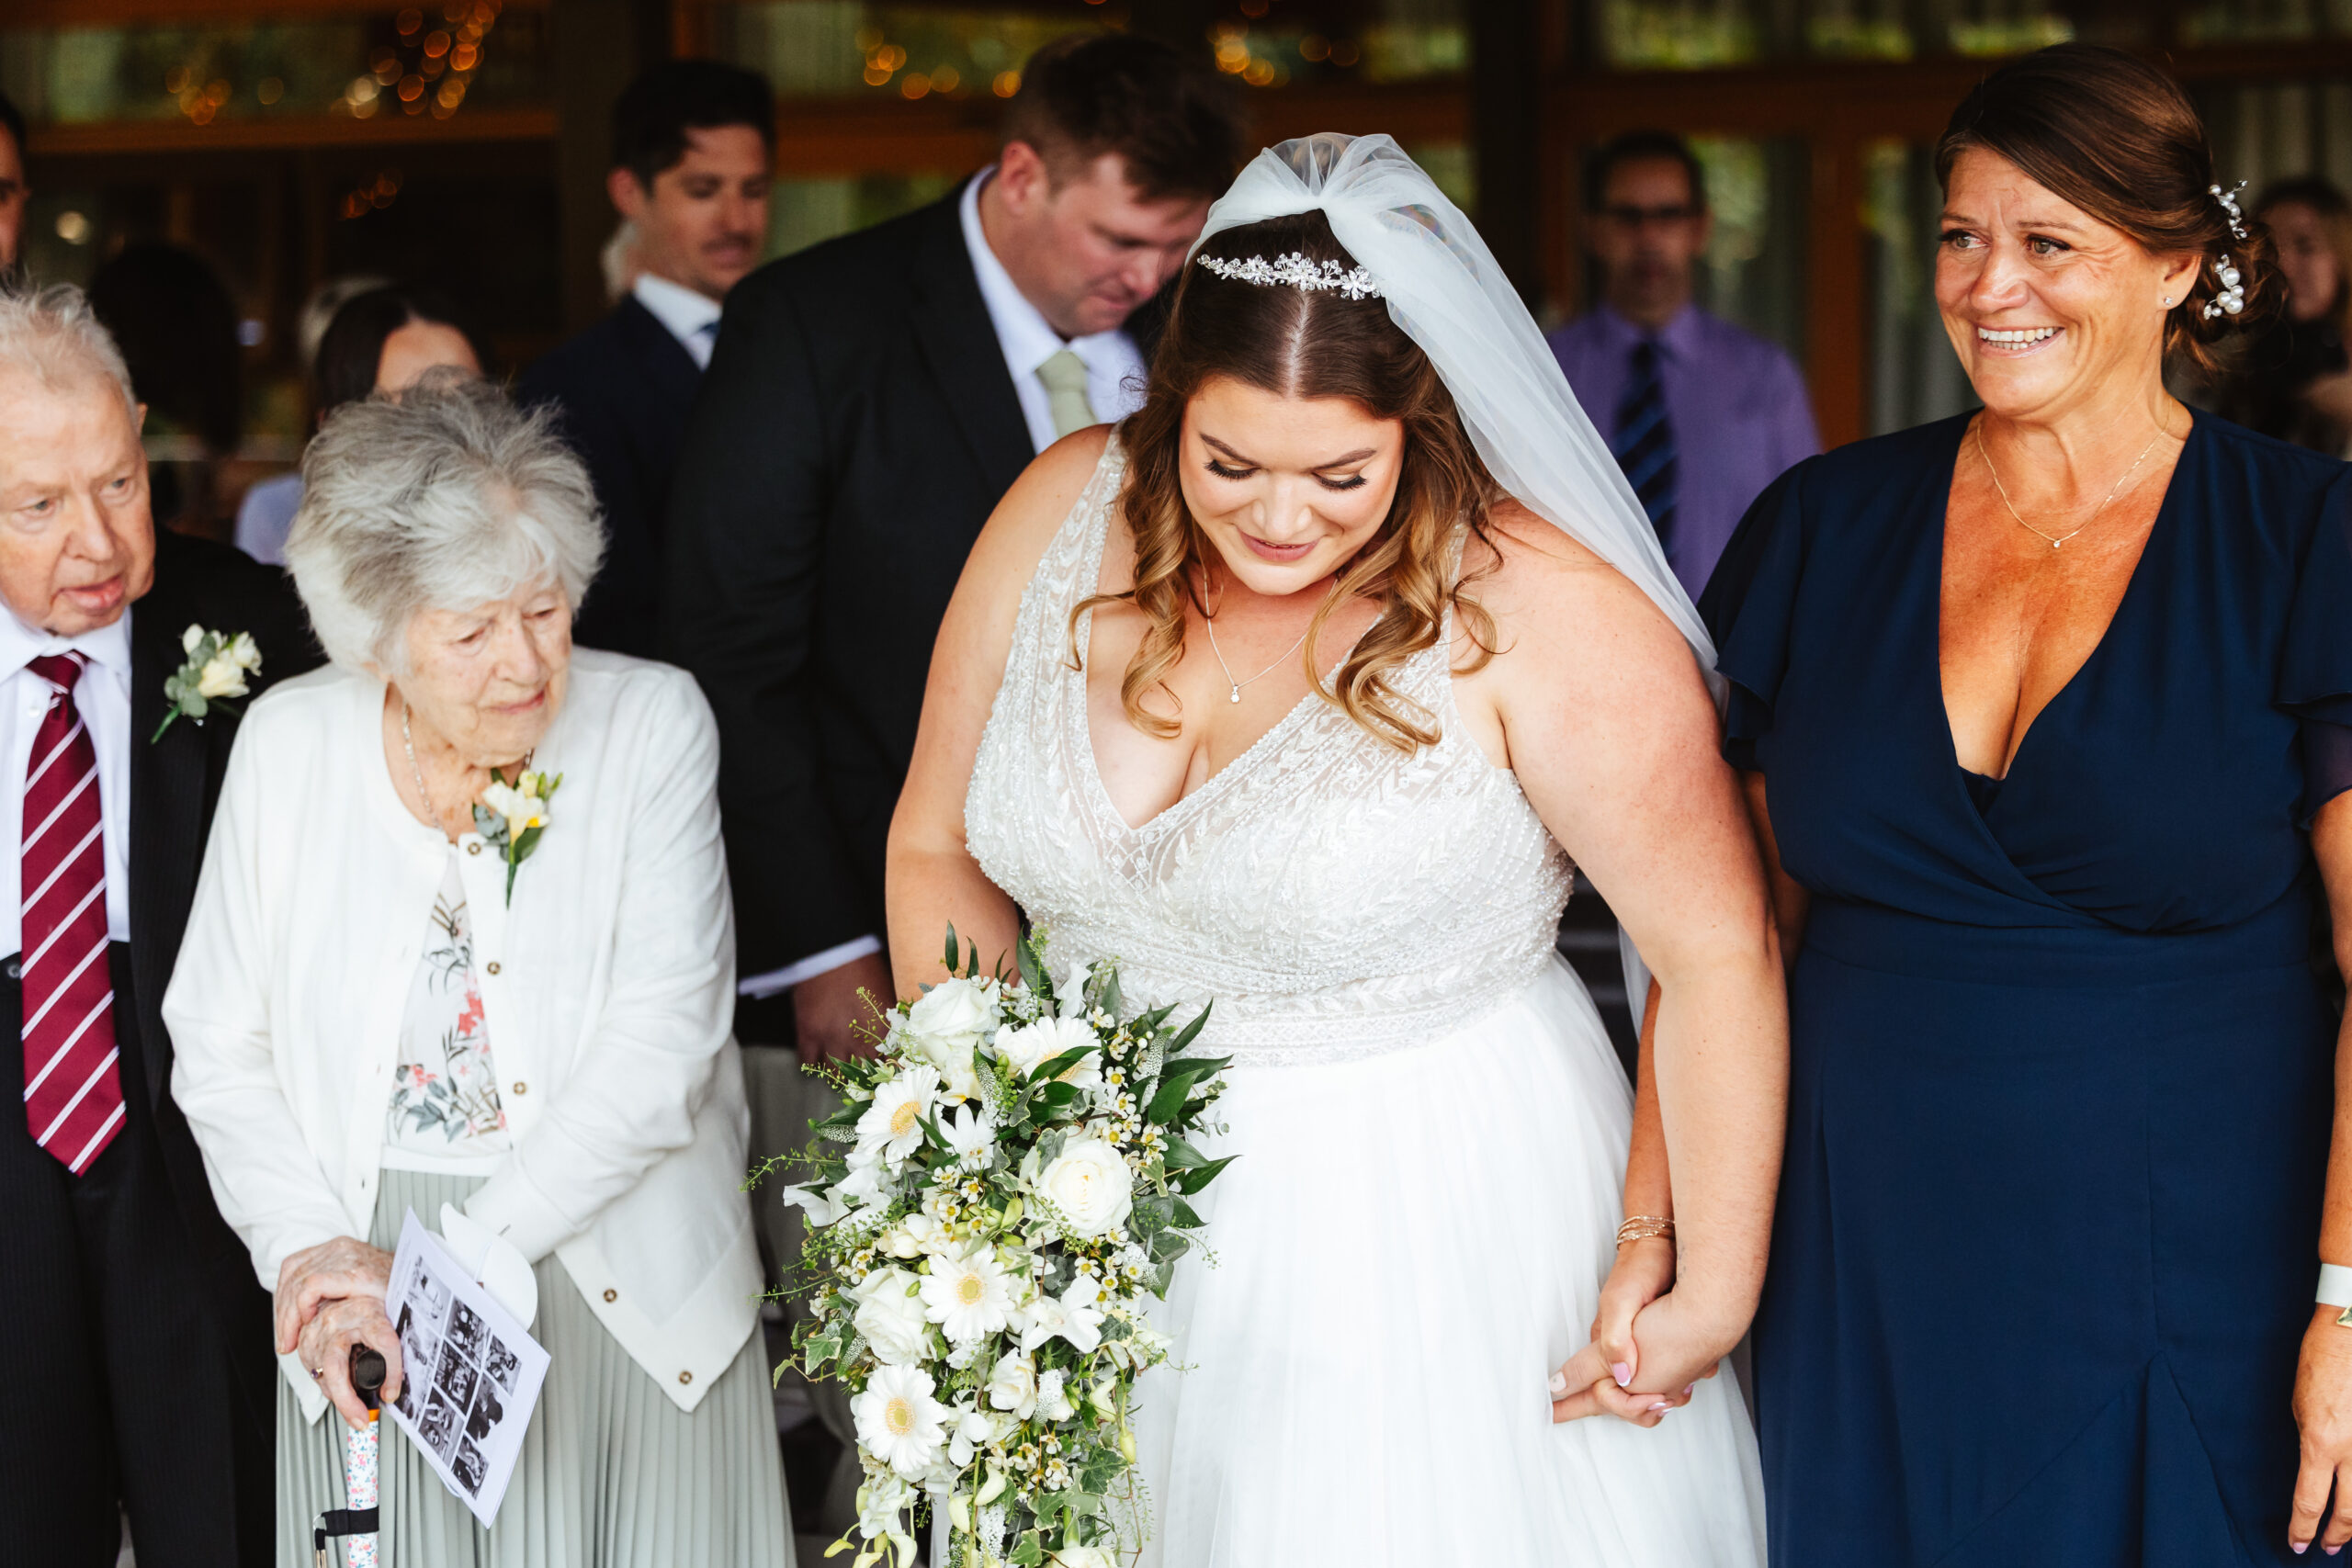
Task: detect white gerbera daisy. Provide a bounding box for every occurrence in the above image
[855,1067,941,1164]
[852,1363,948,1479]
[940,1103,996,1169]
[920,1242,1016,1345]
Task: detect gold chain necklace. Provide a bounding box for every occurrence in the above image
[1974,420,2170,551]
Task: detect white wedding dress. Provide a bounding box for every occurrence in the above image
[965,440,1767,1567]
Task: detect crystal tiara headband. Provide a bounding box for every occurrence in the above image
[1194,251,1384,300]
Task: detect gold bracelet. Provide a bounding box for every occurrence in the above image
[1615,1215,1675,1247]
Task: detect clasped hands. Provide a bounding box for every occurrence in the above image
[276,1235,406,1428]
[1549,1235,1730,1428]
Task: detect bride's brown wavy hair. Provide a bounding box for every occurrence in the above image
[1073,209,1498,752]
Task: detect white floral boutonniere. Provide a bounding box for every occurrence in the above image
[473,768,561,905]
[151,625,261,742]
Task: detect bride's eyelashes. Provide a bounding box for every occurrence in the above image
[1201,457,1370,492]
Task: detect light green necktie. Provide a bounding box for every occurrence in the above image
[1037,348,1096,439]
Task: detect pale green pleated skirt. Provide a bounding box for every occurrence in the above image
[277,1168,794,1568]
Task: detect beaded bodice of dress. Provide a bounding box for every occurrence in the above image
[964,437,1576,1067]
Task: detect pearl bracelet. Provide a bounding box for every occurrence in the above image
[1615,1215,1675,1247]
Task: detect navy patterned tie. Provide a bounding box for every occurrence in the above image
[1612,338,1678,558]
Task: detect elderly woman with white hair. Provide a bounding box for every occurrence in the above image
[164,378,792,1566]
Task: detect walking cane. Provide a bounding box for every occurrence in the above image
[313,1346,386,1568]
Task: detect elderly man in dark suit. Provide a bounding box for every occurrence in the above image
[666,33,1239,1062]
[520,60,774,658]
[0,284,317,1565]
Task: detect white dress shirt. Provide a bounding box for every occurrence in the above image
[631,271,724,370]
[0,607,133,953]
[959,167,1149,455]
[165,652,763,1422]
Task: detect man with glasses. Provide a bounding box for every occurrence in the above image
[1548,130,1819,598]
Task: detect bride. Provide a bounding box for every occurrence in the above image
[887,135,1781,1564]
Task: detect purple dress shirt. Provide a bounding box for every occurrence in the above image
[1547,304,1821,601]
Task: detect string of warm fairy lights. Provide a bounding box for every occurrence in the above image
[335,1,503,126]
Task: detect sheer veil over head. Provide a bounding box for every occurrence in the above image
[1191,132,1724,694]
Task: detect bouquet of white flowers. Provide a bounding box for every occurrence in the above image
[776,929,1232,1568]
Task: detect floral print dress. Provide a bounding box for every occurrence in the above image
[384,850,510,1170]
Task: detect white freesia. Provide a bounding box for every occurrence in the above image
[920,1244,1016,1345]
[853,1363,949,1479]
[1015,1279,1106,1356]
[881,1213,952,1259]
[985,1349,1037,1420]
[855,1471,917,1546]
[1035,1137,1133,1238]
[940,1104,995,1168]
[780,1183,849,1226]
[1056,960,1093,1011]
[478,776,553,841]
[192,628,261,698]
[833,1150,891,1211]
[850,1268,933,1366]
[945,1403,998,1467]
[1052,1549,1114,1568]
[855,1067,941,1164]
[1034,1367,1075,1422]
[906,976,997,1054]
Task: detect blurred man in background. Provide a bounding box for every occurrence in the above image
[1550,130,1819,597]
[666,32,1240,1064]
[0,93,27,276]
[521,60,774,657]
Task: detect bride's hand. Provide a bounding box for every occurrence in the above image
[1550,1236,1695,1426]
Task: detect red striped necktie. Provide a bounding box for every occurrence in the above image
[19,651,123,1174]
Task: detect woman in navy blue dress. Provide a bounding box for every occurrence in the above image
[1700,46,2352,1565]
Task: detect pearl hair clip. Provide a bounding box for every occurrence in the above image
[2205,181,2248,321]
[1195,251,1384,300]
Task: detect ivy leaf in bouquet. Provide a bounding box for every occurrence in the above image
[765,926,1234,1568]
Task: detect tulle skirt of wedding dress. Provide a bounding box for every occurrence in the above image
[1130,956,1767,1567]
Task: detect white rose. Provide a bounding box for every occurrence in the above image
[1053,1548,1114,1568]
[906,977,996,1054]
[995,1015,1100,1080]
[850,1267,933,1365]
[1035,1137,1133,1238]
[918,1035,987,1102]
[984,1349,1037,1420]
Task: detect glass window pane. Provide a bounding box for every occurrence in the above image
[1588,0,2133,70]
[712,4,1095,101]
[1691,135,1809,368]
[1864,139,1973,435]
[766,171,959,258]
[0,7,550,128]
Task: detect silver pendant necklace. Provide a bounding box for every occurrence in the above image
[1202,588,1315,704]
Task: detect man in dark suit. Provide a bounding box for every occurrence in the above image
[520,60,774,658]
[666,34,1240,1061]
[0,287,317,1565]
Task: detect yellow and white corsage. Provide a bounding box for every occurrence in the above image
[152,624,261,741]
[473,768,561,905]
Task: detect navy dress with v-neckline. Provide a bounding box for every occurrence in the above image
[1702,409,2352,1567]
